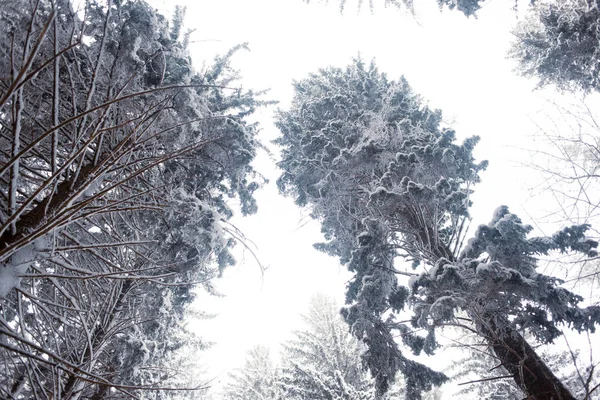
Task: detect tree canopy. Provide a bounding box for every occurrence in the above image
[274,58,600,399]
[0,0,265,397]
[3,0,600,399]
[510,0,600,93]
[278,295,379,399]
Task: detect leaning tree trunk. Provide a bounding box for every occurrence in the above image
[429,242,575,400]
[478,314,575,400]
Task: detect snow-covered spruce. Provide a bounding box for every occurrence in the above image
[0,1,264,398]
[275,58,600,400]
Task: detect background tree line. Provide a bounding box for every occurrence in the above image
[222,295,407,400]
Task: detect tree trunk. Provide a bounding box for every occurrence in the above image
[479,314,575,400]
[0,161,98,257]
[421,226,574,399]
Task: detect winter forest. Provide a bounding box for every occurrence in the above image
[1,0,600,399]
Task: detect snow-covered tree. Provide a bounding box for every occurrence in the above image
[222,346,282,400]
[509,0,600,93]
[541,347,600,399]
[275,58,459,398]
[447,329,600,399]
[0,1,265,398]
[522,98,600,307]
[274,58,600,399]
[279,295,378,399]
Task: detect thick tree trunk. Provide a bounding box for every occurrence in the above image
[420,226,574,399]
[0,162,98,256]
[480,315,575,400]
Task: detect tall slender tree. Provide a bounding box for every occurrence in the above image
[279,295,378,400]
[222,346,282,400]
[274,58,600,399]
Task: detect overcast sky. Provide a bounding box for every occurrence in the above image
[150,0,598,391]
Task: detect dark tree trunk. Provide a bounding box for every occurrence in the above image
[421,227,574,399]
[90,382,112,400]
[0,162,98,256]
[480,315,575,400]
[10,368,26,398]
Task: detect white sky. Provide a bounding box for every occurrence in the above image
[151,0,599,392]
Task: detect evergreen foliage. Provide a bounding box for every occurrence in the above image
[0,0,265,397]
[222,346,282,400]
[274,58,600,399]
[510,0,600,93]
[279,295,378,399]
[447,331,599,399]
[275,58,476,398]
[221,296,408,399]
[438,0,485,16]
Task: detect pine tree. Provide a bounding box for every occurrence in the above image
[222,346,282,400]
[279,295,378,399]
[220,296,407,400]
[274,58,600,399]
[447,331,599,399]
[509,0,600,93]
[0,1,265,398]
